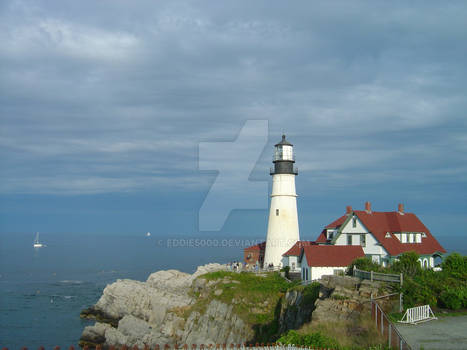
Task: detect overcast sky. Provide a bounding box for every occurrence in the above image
[1,1,466,242]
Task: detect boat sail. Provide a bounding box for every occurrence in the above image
[33,232,44,248]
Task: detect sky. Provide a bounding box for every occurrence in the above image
[0,0,466,242]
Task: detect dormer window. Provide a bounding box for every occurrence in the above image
[352,216,357,228]
[421,232,427,238]
[385,232,391,238]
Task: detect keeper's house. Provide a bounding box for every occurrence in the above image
[282,202,446,281]
[313,202,446,269]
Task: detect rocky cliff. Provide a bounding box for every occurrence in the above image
[80,264,257,348]
[80,266,390,348]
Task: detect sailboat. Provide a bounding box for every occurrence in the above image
[33,232,44,248]
[146,232,151,237]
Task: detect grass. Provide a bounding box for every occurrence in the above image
[189,271,290,325]
[295,316,388,350]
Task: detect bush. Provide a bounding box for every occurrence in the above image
[347,257,383,275]
[439,288,463,310]
[392,251,422,277]
[442,253,467,275]
[277,330,339,348]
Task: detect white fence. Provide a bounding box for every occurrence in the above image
[399,305,437,324]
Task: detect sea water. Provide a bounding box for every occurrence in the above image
[0,232,245,349]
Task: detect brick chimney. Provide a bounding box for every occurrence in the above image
[346,205,352,215]
[398,203,404,215]
[365,201,372,214]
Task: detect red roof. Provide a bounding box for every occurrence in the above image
[244,241,265,251]
[282,241,316,256]
[325,215,347,229]
[317,210,446,256]
[315,229,328,243]
[302,245,365,267]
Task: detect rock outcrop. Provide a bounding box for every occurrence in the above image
[312,275,391,323]
[80,264,253,347]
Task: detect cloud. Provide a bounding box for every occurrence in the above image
[0,0,466,199]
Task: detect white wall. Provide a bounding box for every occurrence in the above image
[282,255,300,271]
[311,266,346,280]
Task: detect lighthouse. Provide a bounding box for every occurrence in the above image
[263,135,300,267]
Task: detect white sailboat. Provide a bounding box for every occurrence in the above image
[33,232,44,248]
[146,232,151,237]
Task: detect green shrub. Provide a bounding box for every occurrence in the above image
[302,282,321,305]
[277,330,339,348]
[347,257,383,275]
[442,253,467,275]
[439,288,463,310]
[392,251,422,277]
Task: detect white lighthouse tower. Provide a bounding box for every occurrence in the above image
[264,135,300,267]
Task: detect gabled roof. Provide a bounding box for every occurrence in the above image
[325,215,347,229]
[318,209,446,256]
[282,241,316,256]
[301,245,365,267]
[244,241,265,251]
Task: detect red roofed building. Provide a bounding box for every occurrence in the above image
[244,241,265,266]
[317,202,446,268]
[300,245,365,281]
[282,241,316,272]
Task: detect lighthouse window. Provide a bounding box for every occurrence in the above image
[276,209,279,216]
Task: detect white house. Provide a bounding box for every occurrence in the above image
[299,245,365,281]
[315,202,446,268]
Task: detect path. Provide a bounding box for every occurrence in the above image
[395,315,467,350]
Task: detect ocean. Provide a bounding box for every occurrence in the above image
[0,232,247,349]
[0,232,464,349]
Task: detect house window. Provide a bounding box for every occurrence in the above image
[276,209,279,216]
[328,230,333,239]
[360,234,366,247]
[347,234,352,245]
[352,216,357,228]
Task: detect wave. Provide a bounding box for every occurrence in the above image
[59,280,84,284]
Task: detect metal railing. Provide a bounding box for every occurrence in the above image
[353,266,403,285]
[372,301,412,350]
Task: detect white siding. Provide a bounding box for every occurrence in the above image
[335,216,388,259]
[341,215,369,234]
[287,256,299,272]
[311,266,346,280]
